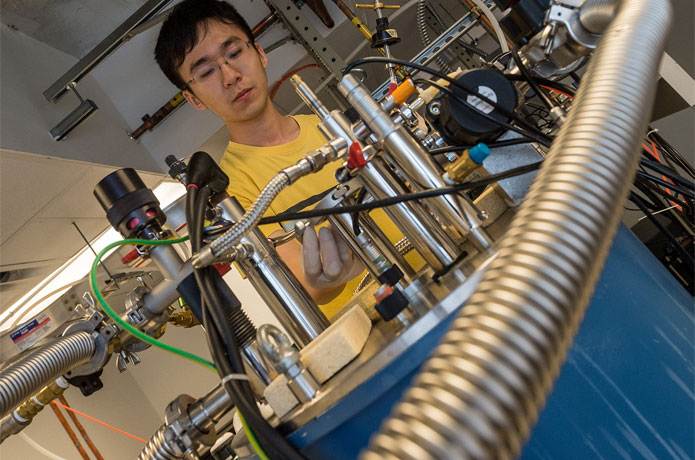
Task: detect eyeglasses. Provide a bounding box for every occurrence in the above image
[184,40,253,88]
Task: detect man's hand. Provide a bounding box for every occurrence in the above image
[301,226,364,289]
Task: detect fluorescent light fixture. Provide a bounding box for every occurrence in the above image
[0,179,187,332]
[0,228,121,331]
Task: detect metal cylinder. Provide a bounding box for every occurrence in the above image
[217,197,329,347]
[361,0,672,457]
[291,75,330,119]
[0,332,95,417]
[359,157,460,271]
[339,74,494,253]
[579,0,618,34]
[142,261,193,317]
[187,384,232,434]
[149,244,185,281]
[138,425,183,460]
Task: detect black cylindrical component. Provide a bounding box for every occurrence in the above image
[94,168,166,238]
[211,271,256,349]
[438,69,517,145]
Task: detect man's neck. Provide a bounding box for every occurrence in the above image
[225,102,299,147]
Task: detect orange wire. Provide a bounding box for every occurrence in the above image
[540,84,682,212]
[539,84,574,99]
[50,401,147,444]
[648,138,682,211]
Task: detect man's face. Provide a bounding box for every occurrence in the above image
[179,20,269,123]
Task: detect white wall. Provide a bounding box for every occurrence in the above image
[0,26,160,173]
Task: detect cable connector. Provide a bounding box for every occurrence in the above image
[192,245,217,269]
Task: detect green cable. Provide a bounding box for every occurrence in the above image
[90,237,215,371]
[239,411,271,460]
[90,237,270,460]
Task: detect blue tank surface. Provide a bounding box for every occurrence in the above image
[288,224,694,460]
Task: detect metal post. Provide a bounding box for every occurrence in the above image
[339,74,493,252]
[217,197,329,347]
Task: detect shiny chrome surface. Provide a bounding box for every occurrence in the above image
[218,197,329,347]
[0,331,95,417]
[278,256,491,431]
[361,0,672,456]
[358,157,461,270]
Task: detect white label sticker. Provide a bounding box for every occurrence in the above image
[10,314,54,352]
[466,85,497,114]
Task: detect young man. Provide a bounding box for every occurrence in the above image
[155,0,364,317]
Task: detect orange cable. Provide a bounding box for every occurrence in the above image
[649,138,682,210]
[49,402,91,460]
[50,401,147,444]
[539,84,682,212]
[539,84,574,99]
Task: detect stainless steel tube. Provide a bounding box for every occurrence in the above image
[329,199,416,281]
[142,261,193,316]
[218,197,329,347]
[338,74,493,252]
[359,157,461,271]
[362,0,672,457]
[580,0,619,34]
[0,332,95,417]
[149,244,185,280]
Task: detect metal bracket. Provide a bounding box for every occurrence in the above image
[43,0,171,103]
[370,4,491,99]
[263,0,347,77]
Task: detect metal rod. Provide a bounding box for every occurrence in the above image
[72,221,119,289]
[58,395,104,460]
[43,0,172,103]
[49,402,91,460]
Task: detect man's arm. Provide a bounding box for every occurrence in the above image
[271,226,364,305]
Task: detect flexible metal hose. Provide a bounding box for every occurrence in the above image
[0,332,95,417]
[210,173,290,257]
[416,0,453,74]
[138,425,183,460]
[361,0,671,457]
[580,0,619,34]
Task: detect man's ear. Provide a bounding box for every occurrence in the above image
[255,43,268,70]
[183,88,207,110]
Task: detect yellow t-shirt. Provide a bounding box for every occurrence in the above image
[220,114,419,318]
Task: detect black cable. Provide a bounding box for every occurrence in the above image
[428,137,535,156]
[511,47,555,110]
[344,57,554,147]
[187,187,304,460]
[352,188,367,235]
[636,171,695,200]
[650,131,695,178]
[259,162,542,225]
[640,159,695,190]
[503,74,577,98]
[411,78,552,147]
[630,193,694,269]
[634,178,691,210]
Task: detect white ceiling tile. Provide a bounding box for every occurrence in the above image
[0,150,86,243]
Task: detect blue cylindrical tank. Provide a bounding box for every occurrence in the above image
[287,225,694,459]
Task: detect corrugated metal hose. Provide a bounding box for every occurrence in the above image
[361,0,672,457]
[0,332,95,417]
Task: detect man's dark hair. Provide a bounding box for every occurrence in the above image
[155,0,255,89]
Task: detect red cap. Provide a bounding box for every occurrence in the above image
[347,142,367,170]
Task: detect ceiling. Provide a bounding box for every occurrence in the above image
[0,0,151,58]
[0,149,166,311]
